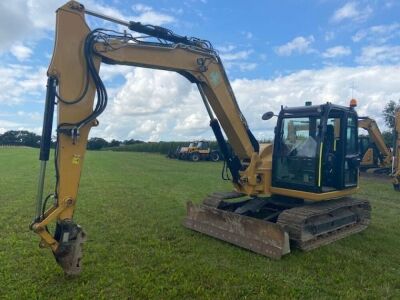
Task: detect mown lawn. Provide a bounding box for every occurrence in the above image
[0,147,399,299]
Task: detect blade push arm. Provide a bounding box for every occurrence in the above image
[31,1,269,274]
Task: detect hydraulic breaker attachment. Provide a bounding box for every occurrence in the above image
[53,220,87,275]
[184,192,291,259]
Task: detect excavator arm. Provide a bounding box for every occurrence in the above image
[31,1,268,274]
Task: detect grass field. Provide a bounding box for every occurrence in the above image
[0,147,399,299]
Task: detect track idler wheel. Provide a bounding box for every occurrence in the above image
[53,220,87,275]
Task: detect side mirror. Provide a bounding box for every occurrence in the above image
[262,111,275,120]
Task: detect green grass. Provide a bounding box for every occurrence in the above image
[0,147,399,299]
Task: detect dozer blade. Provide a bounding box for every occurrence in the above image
[184,201,290,259]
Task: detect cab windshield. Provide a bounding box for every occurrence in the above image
[275,117,321,186]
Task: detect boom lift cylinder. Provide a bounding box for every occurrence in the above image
[34,77,56,221]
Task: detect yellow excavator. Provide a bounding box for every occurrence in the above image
[358,117,393,174]
[31,1,371,275]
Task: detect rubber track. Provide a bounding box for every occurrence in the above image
[276,197,371,251]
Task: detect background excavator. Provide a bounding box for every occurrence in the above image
[358,117,393,174]
[393,109,400,190]
[31,1,371,275]
[174,140,221,161]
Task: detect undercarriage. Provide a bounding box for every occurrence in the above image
[184,192,371,258]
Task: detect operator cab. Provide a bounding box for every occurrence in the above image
[272,103,359,193]
[197,141,209,150]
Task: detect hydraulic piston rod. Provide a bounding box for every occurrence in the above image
[84,6,200,47]
[34,77,56,221]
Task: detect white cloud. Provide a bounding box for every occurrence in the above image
[384,0,397,8]
[130,3,175,26]
[331,2,372,23]
[174,113,209,131]
[352,23,400,44]
[16,111,42,121]
[220,61,258,72]
[93,68,210,141]
[27,0,65,29]
[111,69,192,116]
[217,45,236,53]
[132,4,152,13]
[134,11,175,26]
[220,50,253,61]
[0,65,46,105]
[322,46,351,58]
[324,31,335,41]
[0,1,35,52]
[0,118,42,134]
[238,63,257,71]
[356,45,400,65]
[90,64,400,141]
[241,31,253,39]
[0,1,398,143]
[11,44,33,61]
[99,65,132,82]
[0,0,117,53]
[0,120,27,130]
[275,36,315,56]
[231,65,400,138]
[217,46,256,72]
[0,0,174,56]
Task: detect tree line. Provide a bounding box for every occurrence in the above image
[1,100,398,150]
[0,131,143,150]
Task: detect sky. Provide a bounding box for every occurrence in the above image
[0,0,399,142]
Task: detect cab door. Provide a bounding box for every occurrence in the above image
[344,113,359,187]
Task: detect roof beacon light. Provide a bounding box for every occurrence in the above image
[350,98,357,108]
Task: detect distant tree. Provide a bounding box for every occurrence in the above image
[23,131,41,147]
[109,139,121,147]
[87,137,109,150]
[123,139,144,145]
[0,130,40,147]
[383,100,400,129]
[382,131,395,149]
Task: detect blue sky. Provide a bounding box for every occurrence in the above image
[0,0,399,141]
